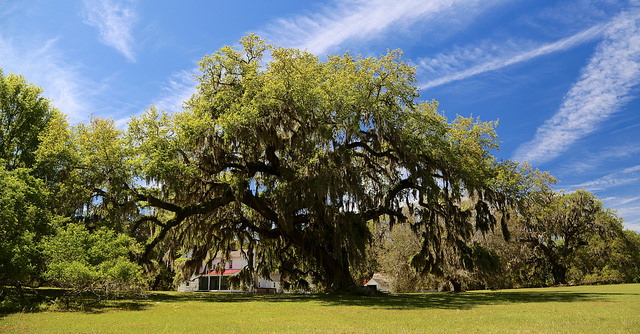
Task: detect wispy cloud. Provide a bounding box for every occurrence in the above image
[570,164,640,232]
[616,196,640,206]
[264,0,507,55]
[600,196,640,232]
[0,35,94,122]
[513,10,640,165]
[113,70,196,130]
[0,1,19,18]
[559,143,640,174]
[523,0,624,35]
[568,164,640,192]
[419,23,607,90]
[154,70,196,114]
[619,215,640,232]
[82,0,137,62]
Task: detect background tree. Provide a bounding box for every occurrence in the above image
[476,183,640,288]
[0,69,57,172]
[377,222,433,292]
[523,190,613,284]
[0,69,59,301]
[475,214,551,288]
[0,69,151,304]
[478,161,559,288]
[36,116,135,229]
[351,217,433,292]
[35,115,164,290]
[0,166,53,291]
[567,210,640,284]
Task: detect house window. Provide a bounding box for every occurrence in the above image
[220,276,228,290]
[211,276,219,290]
[199,276,210,291]
[228,260,233,269]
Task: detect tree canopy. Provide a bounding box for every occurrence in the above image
[0,69,57,171]
[0,68,58,292]
[0,165,52,287]
[123,34,514,291]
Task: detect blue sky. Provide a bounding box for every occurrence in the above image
[1,0,639,231]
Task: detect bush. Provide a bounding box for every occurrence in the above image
[581,266,624,285]
[42,223,145,303]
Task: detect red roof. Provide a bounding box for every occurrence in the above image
[206,269,240,276]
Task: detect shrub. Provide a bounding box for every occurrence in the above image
[42,223,145,304]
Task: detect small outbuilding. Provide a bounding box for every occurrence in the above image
[364,273,391,292]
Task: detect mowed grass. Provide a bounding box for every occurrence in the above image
[1,284,639,333]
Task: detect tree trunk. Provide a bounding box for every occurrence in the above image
[449,278,463,293]
[533,240,567,285]
[552,263,567,285]
[319,248,357,292]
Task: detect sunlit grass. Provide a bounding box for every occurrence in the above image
[1,284,639,333]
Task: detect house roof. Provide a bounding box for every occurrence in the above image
[364,273,390,287]
[205,269,240,276]
[365,278,389,287]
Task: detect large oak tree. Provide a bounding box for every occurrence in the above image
[125,35,514,291]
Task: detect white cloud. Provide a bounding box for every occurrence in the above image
[605,203,640,232]
[513,10,640,165]
[264,0,507,55]
[419,23,607,90]
[525,0,625,33]
[0,1,19,18]
[560,144,640,173]
[618,196,640,206]
[622,165,640,174]
[623,221,640,233]
[568,164,640,192]
[82,0,137,62]
[113,70,196,130]
[0,35,93,122]
[154,70,196,114]
[576,177,640,232]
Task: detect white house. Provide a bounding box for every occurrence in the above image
[177,249,282,293]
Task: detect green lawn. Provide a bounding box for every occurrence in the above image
[1,284,639,333]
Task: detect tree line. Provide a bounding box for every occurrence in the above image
[356,189,640,292]
[1,35,639,304]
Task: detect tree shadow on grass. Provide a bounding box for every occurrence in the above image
[142,288,634,311]
[2,287,637,316]
[313,291,619,310]
[0,288,152,316]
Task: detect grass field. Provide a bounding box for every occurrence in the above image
[1,284,639,333]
